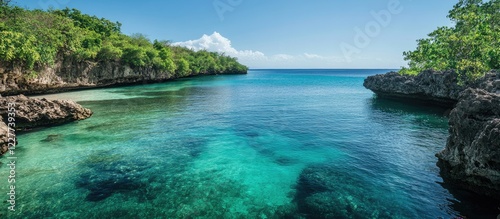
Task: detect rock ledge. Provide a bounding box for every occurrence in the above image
[0,95,92,155]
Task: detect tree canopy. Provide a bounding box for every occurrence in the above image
[400,0,500,81]
[0,5,248,77]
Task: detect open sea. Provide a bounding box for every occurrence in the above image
[0,69,497,218]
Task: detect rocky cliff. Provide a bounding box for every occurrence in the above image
[437,88,500,197]
[0,95,93,155]
[0,56,246,96]
[363,70,465,107]
[364,70,500,198]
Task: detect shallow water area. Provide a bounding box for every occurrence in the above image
[1,69,496,218]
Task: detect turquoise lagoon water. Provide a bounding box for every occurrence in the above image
[0,69,496,218]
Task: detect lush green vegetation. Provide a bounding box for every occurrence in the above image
[400,0,499,81]
[0,5,247,77]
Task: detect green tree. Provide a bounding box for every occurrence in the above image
[0,4,247,77]
[0,31,40,69]
[122,46,147,67]
[401,0,500,81]
[176,58,191,77]
[52,8,121,36]
[97,42,122,61]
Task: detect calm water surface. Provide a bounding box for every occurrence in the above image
[0,69,496,218]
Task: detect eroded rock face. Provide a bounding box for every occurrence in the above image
[0,57,247,96]
[0,60,173,95]
[473,71,500,94]
[364,70,500,106]
[436,88,500,197]
[0,95,92,129]
[0,95,92,155]
[0,117,9,155]
[364,70,500,198]
[363,70,465,107]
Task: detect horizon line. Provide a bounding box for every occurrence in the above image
[248,68,400,70]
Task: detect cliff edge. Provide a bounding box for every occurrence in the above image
[0,57,246,96]
[437,88,500,197]
[363,70,464,107]
[364,70,500,198]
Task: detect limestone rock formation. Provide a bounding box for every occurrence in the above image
[363,70,464,107]
[0,95,92,129]
[436,88,500,197]
[0,60,172,95]
[0,57,246,96]
[364,70,500,198]
[0,117,9,155]
[0,95,92,155]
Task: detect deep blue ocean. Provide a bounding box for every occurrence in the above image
[0,69,497,218]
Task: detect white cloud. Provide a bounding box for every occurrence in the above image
[172,32,265,60]
[272,54,295,60]
[304,53,323,59]
[172,32,377,68]
[303,53,347,62]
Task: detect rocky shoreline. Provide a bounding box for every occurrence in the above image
[0,57,246,155]
[0,57,247,96]
[437,88,500,197]
[0,95,93,155]
[362,70,465,107]
[364,70,500,198]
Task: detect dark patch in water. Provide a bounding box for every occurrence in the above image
[41,134,62,142]
[294,163,409,218]
[274,156,298,166]
[247,142,275,158]
[76,160,150,202]
[233,123,261,138]
[439,180,500,218]
[151,137,207,159]
[184,138,206,158]
[75,136,206,203]
[299,142,321,150]
[244,131,259,138]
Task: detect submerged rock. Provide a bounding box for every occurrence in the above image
[41,134,63,142]
[76,159,150,202]
[0,95,92,155]
[437,88,500,197]
[294,164,406,218]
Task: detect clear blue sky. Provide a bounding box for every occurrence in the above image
[14,0,457,69]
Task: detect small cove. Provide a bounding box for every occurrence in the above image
[0,69,495,218]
